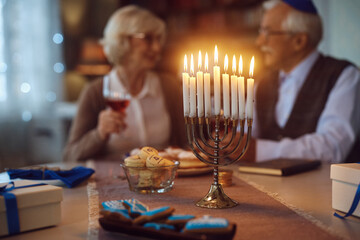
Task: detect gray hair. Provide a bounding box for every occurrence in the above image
[100,5,166,65]
[263,0,323,48]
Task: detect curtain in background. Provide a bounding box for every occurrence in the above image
[0,0,64,170]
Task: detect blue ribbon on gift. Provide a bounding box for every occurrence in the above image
[0,182,46,235]
[334,163,360,219]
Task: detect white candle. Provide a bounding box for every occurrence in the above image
[197,51,204,117]
[189,54,196,117]
[182,54,190,117]
[204,52,211,117]
[231,55,238,120]
[238,55,245,119]
[246,56,255,119]
[238,76,245,119]
[222,54,230,118]
[214,45,221,115]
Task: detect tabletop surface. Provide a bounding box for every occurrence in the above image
[1,162,359,240]
[235,164,360,240]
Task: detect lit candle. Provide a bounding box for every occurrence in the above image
[182,54,190,117]
[197,51,204,117]
[189,54,197,118]
[231,55,238,120]
[213,45,221,115]
[238,55,245,119]
[246,56,255,119]
[222,54,230,118]
[204,52,211,117]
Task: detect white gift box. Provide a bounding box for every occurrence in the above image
[0,180,63,236]
[330,163,360,217]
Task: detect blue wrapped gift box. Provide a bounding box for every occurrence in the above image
[0,180,63,236]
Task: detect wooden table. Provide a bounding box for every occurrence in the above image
[1,162,359,240]
[235,163,360,240]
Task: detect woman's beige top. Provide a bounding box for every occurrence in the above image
[63,70,186,162]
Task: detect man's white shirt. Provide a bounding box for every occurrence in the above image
[253,51,360,163]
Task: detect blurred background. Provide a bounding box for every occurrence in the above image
[0,0,359,170]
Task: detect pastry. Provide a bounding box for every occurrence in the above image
[165,214,195,229]
[139,146,158,160]
[124,155,145,167]
[133,206,175,225]
[164,146,183,159]
[182,215,233,234]
[143,222,176,231]
[153,154,176,167]
[122,199,149,218]
[177,151,208,168]
[137,170,153,187]
[158,151,174,160]
[146,155,166,167]
[100,210,133,224]
[126,146,178,189]
[130,148,141,156]
[125,155,146,175]
[102,200,128,213]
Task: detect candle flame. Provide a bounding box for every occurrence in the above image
[214,45,218,65]
[184,54,188,72]
[232,55,236,74]
[190,54,194,76]
[198,50,202,70]
[239,55,243,76]
[205,52,208,72]
[224,54,228,73]
[249,56,255,77]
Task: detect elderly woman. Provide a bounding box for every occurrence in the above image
[63,5,186,162]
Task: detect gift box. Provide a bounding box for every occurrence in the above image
[0,180,63,236]
[330,163,360,217]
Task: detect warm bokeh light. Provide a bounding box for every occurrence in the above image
[224,54,228,73]
[184,54,187,72]
[249,56,255,77]
[239,55,243,76]
[198,50,202,70]
[214,45,218,65]
[190,54,194,76]
[232,55,236,75]
[205,52,209,72]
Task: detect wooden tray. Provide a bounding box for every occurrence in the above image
[99,217,236,240]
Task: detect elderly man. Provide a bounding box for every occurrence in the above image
[249,0,360,163]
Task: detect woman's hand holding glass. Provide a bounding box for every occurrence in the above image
[97,109,126,140]
[97,77,131,140]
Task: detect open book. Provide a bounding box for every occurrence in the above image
[238,159,322,176]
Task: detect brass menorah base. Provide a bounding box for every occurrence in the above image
[196,184,238,208]
[185,116,252,209]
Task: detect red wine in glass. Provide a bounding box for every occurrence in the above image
[103,76,131,112]
[105,98,130,112]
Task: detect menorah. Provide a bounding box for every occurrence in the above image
[182,46,254,208]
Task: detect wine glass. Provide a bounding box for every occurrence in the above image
[103,76,131,112]
[103,77,131,179]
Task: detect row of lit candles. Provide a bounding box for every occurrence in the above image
[182,46,255,120]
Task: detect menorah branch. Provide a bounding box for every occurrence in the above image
[185,117,253,167]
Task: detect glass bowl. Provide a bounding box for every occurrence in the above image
[120,161,179,194]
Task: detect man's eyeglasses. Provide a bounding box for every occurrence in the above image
[130,33,164,46]
[258,28,294,40]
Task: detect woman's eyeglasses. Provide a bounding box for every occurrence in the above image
[130,33,164,46]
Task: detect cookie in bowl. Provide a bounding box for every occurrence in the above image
[121,146,179,194]
[139,146,158,160]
